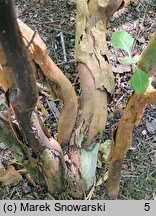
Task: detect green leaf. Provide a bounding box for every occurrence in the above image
[111,31,134,55]
[130,67,149,94]
[132,55,140,64]
[120,56,133,65]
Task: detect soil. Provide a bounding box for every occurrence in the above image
[0,0,156,200]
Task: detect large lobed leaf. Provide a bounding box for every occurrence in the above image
[111,31,134,55]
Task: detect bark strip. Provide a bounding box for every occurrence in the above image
[17,19,78,148]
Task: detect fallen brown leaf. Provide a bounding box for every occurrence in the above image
[112,65,131,73]
[0,165,23,186]
[137,37,146,44]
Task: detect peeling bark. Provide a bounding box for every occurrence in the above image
[74,0,118,149]
[0,0,140,198]
[0,114,43,183]
[107,31,156,197]
[70,63,108,149]
[0,1,65,194]
[15,1,121,194]
[75,0,115,94]
[73,0,124,150]
[17,19,78,148]
[67,0,123,192]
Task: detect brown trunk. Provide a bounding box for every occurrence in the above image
[17,19,78,149]
[66,0,124,195]
[107,31,156,197]
[0,1,65,194]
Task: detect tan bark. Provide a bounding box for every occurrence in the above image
[17,19,78,148]
[0,0,137,197]
[0,1,66,194]
[107,31,156,197]
[66,0,124,193]
[72,0,127,150]
[73,0,121,150]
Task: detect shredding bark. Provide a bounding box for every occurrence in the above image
[107,31,156,197]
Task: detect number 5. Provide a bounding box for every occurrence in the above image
[144,203,150,211]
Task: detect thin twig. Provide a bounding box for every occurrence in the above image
[27,31,37,49]
[57,32,67,62]
[48,27,74,35]
[113,93,126,109]
[0,111,9,123]
[85,177,96,200]
[56,59,75,66]
[46,99,60,120]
